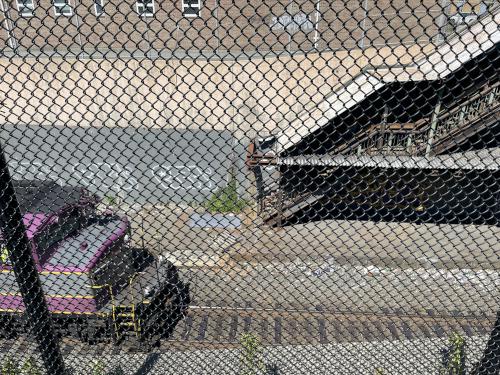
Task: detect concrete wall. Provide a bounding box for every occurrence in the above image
[0,44,434,138]
[0,125,239,203]
[0,45,435,202]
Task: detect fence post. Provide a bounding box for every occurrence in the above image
[0,143,66,375]
[0,0,18,50]
[473,311,500,375]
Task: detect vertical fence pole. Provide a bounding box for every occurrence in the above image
[0,0,18,50]
[473,311,500,375]
[0,144,65,375]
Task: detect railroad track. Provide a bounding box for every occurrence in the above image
[0,305,494,354]
[164,304,494,350]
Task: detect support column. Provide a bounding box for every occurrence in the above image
[0,143,66,375]
[426,100,442,156]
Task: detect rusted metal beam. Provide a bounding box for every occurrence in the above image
[245,140,277,167]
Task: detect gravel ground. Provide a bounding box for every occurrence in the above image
[1,208,497,374]
[2,335,489,374]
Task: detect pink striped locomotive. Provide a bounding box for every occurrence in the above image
[0,180,189,348]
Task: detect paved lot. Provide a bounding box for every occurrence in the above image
[126,204,500,269]
[124,205,500,270]
[182,260,499,316]
[121,204,500,316]
[235,219,500,270]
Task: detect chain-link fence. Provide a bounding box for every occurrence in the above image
[0,0,499,374]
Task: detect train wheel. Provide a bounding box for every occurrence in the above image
[68,323,80,340]
[0,315,17,339]
[80,320,103,344]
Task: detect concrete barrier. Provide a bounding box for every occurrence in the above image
[0,124,243,203]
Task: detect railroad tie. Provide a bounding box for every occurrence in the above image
[181,315,193,341]
[305,319,314,340]
[228,315,239,342]
[401,321,414,340]
[432,324,445,338]
[361,320,375,341]
[317,318,328,344]
[371,320,385,341]
[461,323,473,337]
[345,320,359,342]
[327,319,343,342]
[196,314,209,341]
[243,316,252,334]
[274,317,282,344]
[417,323,432,339]
[387,321,400,340]
[287,318,298,342]
[214,315,224,342]
[260,318,269,344]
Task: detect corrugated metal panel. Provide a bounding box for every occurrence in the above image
[278,148,500,170]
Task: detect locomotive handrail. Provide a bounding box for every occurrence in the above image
[128,271,147,303]
[87,283,116,306]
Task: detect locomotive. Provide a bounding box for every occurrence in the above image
[0,180,190,348]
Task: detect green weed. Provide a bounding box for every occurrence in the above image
[239,333,264,375]
[203,179,248,213]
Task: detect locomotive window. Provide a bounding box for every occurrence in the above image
[34,208,84,261]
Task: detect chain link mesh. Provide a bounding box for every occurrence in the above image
[0,0,498,374]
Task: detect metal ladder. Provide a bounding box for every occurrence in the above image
[111,272,146,340]
[112,304,140,340]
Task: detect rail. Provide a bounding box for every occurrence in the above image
[336,121,428,156]
[335,81,500,157]
[426,83,500,154]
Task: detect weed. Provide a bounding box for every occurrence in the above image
[203,178,248,213]
[104,195,118,206]
[440,332,466,375]
[92,360,106,375]
[239,333,264,375]
[1,357,19,375]
[20,358,41,375]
